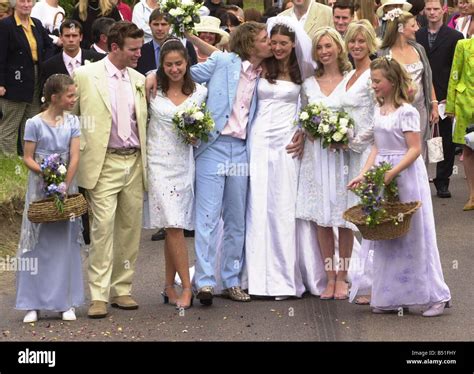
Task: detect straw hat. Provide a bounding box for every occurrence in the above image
[194,16,230,39]
[376,0,413,18]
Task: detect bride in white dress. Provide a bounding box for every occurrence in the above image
[245,17,317,299]
[296,27,355,300]
[144,38,207,310]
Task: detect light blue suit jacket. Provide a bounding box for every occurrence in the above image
[190,51,259,158]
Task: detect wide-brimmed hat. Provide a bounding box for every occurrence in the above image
[377,0,413,18]
[194,16,230,39]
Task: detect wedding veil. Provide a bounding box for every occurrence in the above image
[266,16,317,81]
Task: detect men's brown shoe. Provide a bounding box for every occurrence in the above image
[222,286,251,302]
[88,301,108,319]
[110,295,139,310]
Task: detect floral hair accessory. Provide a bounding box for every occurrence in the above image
[382,8,404,22]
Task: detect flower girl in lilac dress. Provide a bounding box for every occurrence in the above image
[347,57,451,317]
[16,74,84,323]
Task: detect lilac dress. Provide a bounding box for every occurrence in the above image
[16,114,85,312]
[350,104,451,310]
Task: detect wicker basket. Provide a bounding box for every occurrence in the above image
[343,201,422,241]
[27,193,88,223]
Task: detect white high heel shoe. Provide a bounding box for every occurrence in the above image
[62,308,76,321]
[422,300,452,317]
[23,310,38,323]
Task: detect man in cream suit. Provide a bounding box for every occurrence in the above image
[74,21,147,319]
[279,0,334,39]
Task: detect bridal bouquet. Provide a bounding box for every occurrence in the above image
[352,162,399,227]
[297,102,332,140]
[159,0,203,37]
[319,109,355,149]
[39,153,68,213]
[173,103,214,145]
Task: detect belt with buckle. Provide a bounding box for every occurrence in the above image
[106,148,139,155]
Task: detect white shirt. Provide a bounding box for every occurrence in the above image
[63,50,82,76]
[31,0,65,45]
[291,1,313,26]
[92,44,108,55]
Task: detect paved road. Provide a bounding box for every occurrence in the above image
[0,161,473,342]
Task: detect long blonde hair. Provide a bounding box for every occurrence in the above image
[370,57,414,108]
[356,0,378,27]
[381,11,415,49]
[312,27,352,77]
[78,0,114,22]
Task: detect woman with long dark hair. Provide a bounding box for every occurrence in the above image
[144,38,207,310]
[245,17,315,300]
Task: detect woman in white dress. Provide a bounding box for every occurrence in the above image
[296,27,353,300]
[145,38,207,310]
[341,20,379,305]
[245,17,315,299]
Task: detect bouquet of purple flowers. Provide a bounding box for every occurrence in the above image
[352,162,399,227]
[40,153,68,213]
[172,103,214,145]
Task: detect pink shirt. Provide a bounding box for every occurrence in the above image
[63,50,82,76]
[221,61,262,139]
[103,56,140,149]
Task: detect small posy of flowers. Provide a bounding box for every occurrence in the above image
[40,153,68,213]
[319,109,355,149]
[159,0,202,38]
[296,102,332,140]
[173,103,214,145]
[352,162,399,227]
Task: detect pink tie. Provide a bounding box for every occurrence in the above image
[116,71,131,142]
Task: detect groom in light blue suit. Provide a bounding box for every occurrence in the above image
[189,22,273,304]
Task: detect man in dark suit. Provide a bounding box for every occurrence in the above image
[416,0,464,198]
[136,8,197,76]
[89,17,115,56]
[40,19,104,92]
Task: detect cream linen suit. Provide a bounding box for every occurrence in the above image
[279,1,334,39]
[74,59,147,302]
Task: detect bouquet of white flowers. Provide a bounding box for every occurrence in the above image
[319,109,355,149]
[159,0,202,38]
[296,102,332,140]
[173,103,214,145]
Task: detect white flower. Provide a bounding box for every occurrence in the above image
[332,132,343,142]
[184,16,192,23]
[299,111,309,121]
[192,111,204,121]
[382,8,403,22]
[181,0,194,6]
[58,165,67,175]
[321,124,330,134]
[329,115,338,124]
[160,0,168,7]
[339,126,348,135]
[169,7,185,16]
[84,59,91,65]
[339,118,349,127]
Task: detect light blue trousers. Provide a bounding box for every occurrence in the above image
[194,135,248,289]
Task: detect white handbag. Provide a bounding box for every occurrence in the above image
[427,123,444,163]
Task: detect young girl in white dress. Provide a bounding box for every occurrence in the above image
[16,74,84,323]
[144,38,207,310]
[347,57,451,317]
[296,27,354,300]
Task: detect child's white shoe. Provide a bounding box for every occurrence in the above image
[23,310,38,323]
[62,308,76,321]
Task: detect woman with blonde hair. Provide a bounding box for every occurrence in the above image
[296,27,354,300]
[355,0,379,28]
[378,9,439,161]
[72,0,122,48]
